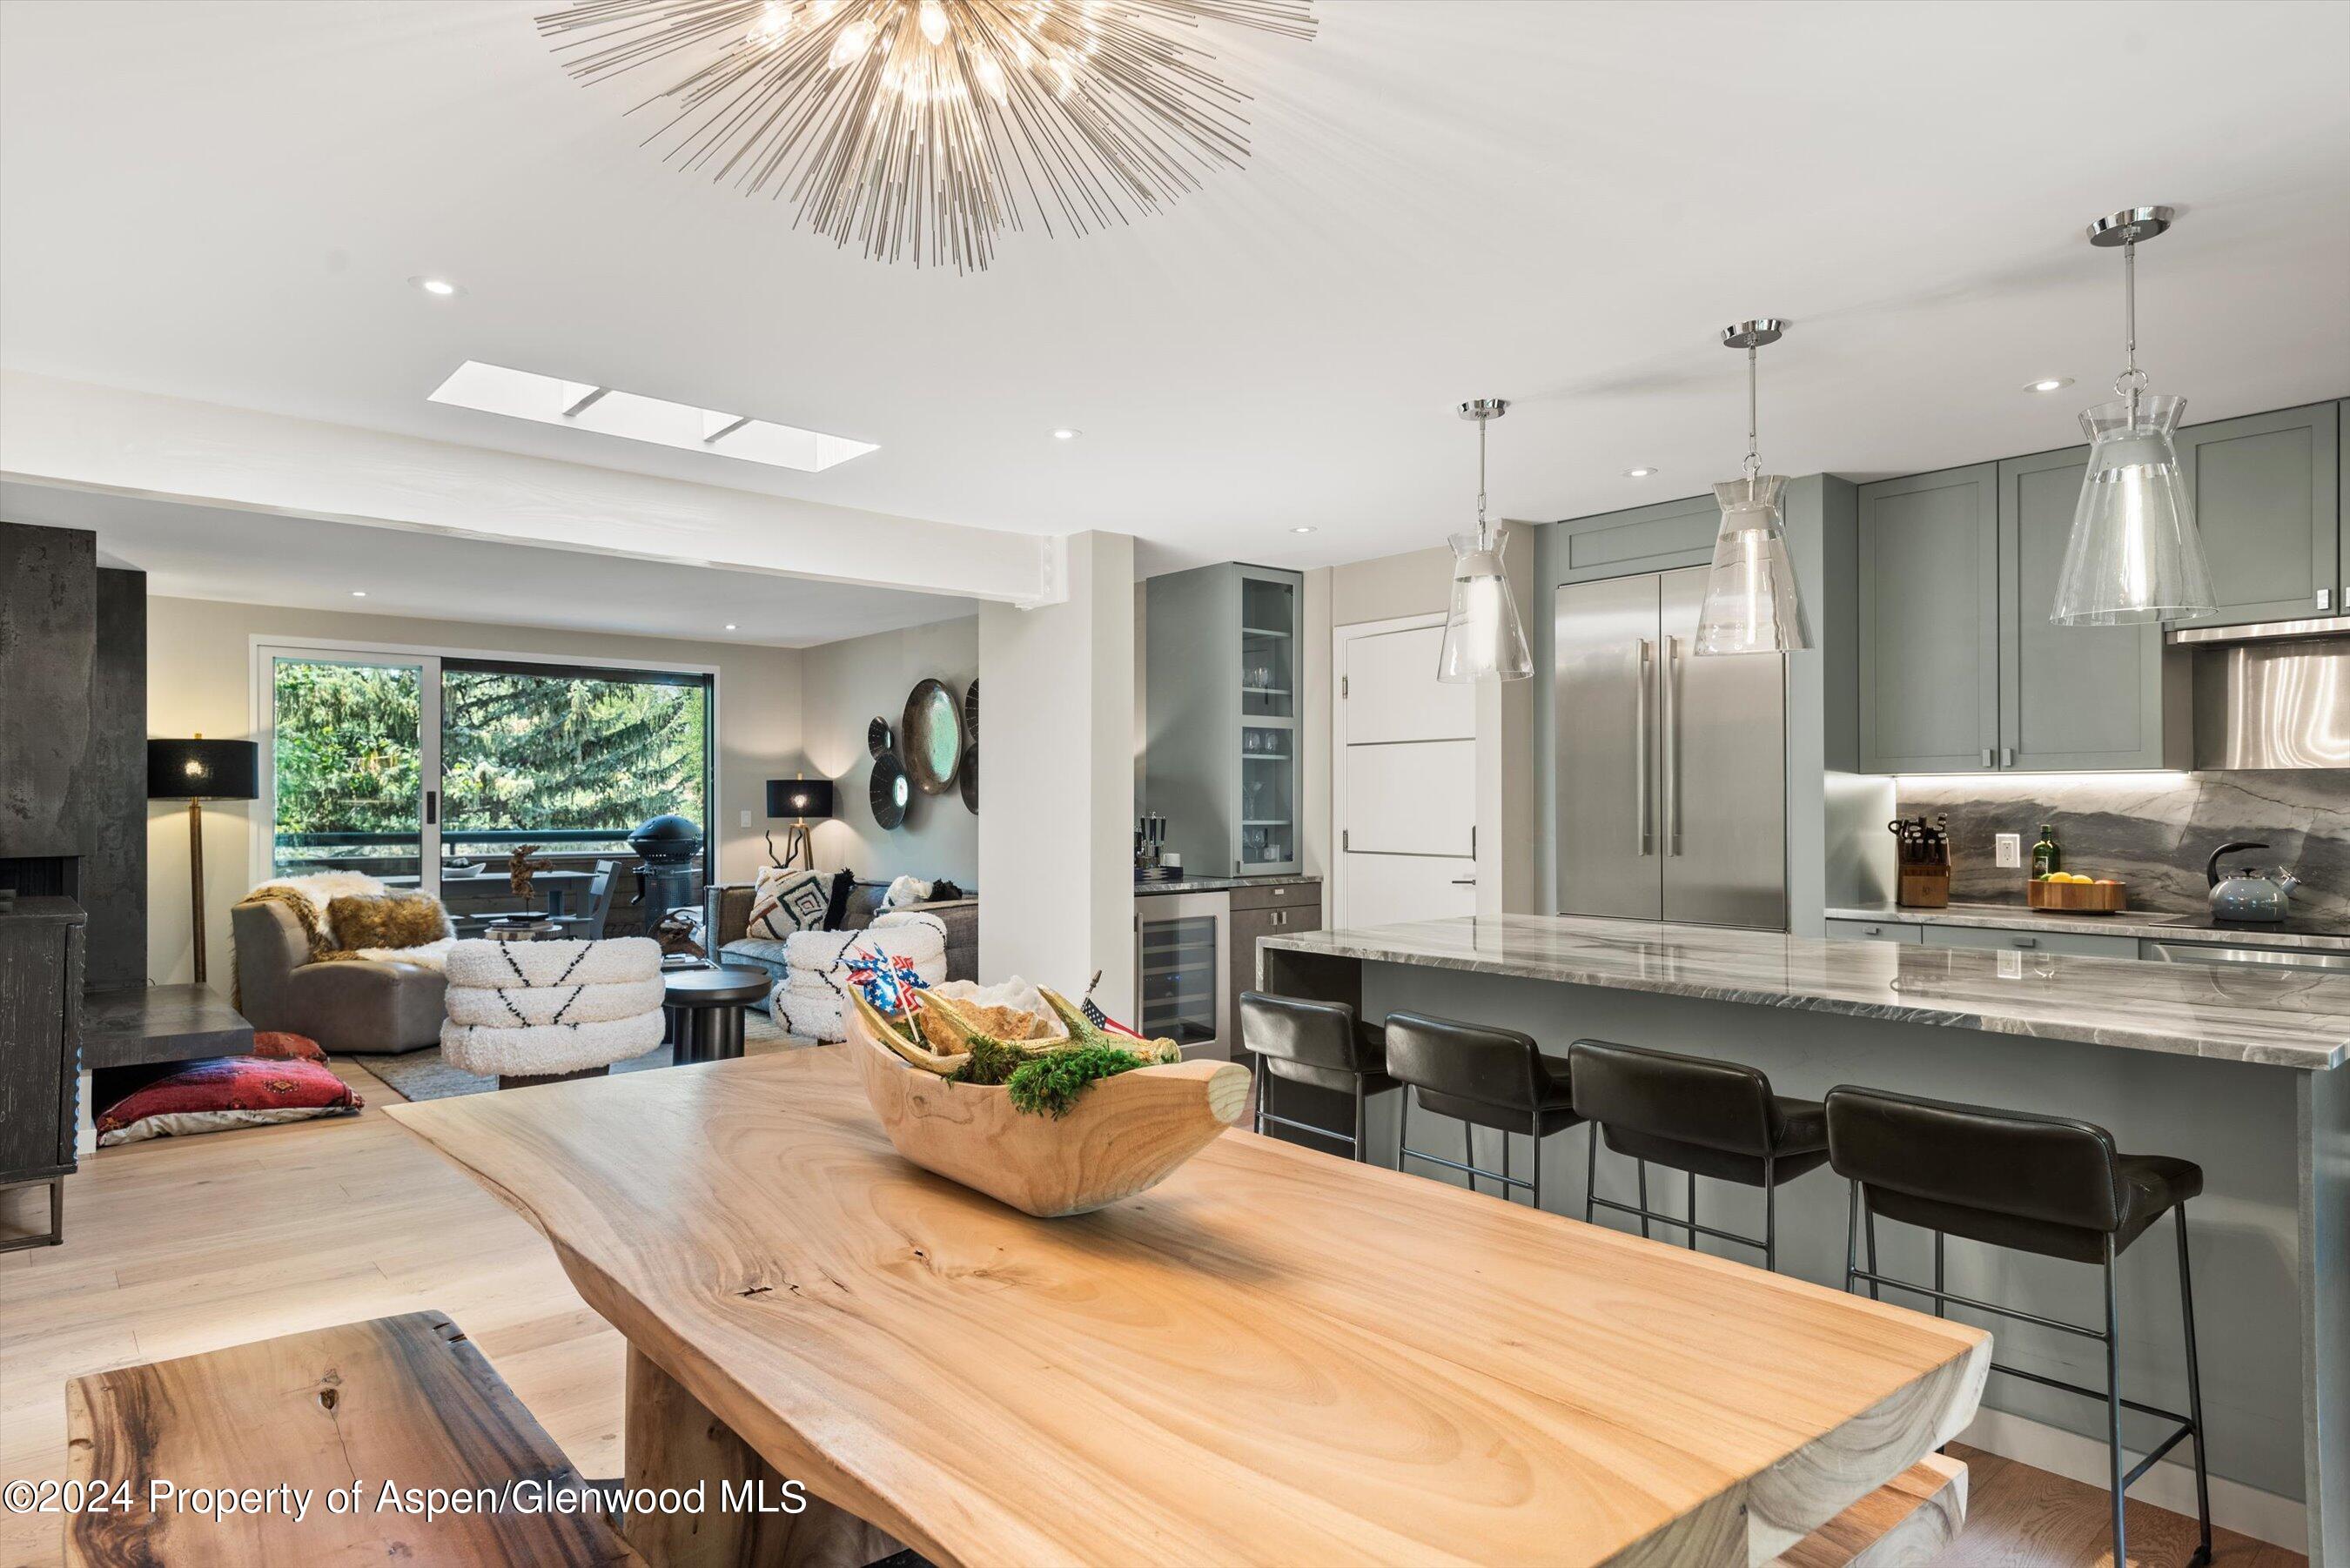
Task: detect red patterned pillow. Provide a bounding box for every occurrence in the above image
[97,1057,359,1148]
[252,1031,325,1062]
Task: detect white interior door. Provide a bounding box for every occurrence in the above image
[1335,620,1477,929]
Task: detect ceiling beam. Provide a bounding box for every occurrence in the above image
[0,372,1058,608]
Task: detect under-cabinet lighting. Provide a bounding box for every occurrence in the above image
[1894,771,2196,787]
[426,361,877,473]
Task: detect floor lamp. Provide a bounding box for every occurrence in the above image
[765,778,835,870]
[147,736,259,987]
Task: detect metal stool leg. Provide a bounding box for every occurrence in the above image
[2178,1205,2214,1566]
[1685,1170,1698,1250]
[1762,1153,1777,1274]
[1583,1122,1599,1223]
[2103,1235,2128,1568]
[1933,1231,1947,1318]
[1864,1207,1882,1301]
[1528,1113,1542,1213]
[1635,1160,1650,1240]
[1842,1181,1860,1295]
[1254,1071,1268,1137]
[1351,1082,1368,1163]
[1463,1116,1480,1197]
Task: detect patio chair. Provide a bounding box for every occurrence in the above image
[547,859,621,941]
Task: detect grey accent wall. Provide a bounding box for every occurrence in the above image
[1896,771,2349,921]
[799,615,978,888]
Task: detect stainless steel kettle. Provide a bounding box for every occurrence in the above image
[2206,840,2300,922]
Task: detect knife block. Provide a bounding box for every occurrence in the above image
[1897,866,1951,909]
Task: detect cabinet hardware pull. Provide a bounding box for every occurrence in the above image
[2011,937,2038,948]
[1633,639,1653,856]
[2002,747,2016,767]
[1981,747,1995,767]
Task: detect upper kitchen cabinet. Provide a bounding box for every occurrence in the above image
[2173,401,2340,626]
[1145,563,1303,878]
[1856,464,2000,773]
[1999,446,2187,771]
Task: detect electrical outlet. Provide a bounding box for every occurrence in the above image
[1998,949,2024,980]
[1994,832,2021,868]
[739,808,752,828]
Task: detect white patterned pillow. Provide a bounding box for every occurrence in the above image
[747,867,830,940]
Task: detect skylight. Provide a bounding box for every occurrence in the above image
[426,361,876,473]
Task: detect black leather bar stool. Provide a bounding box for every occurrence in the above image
[1383,1011,1581,1207]
[1824,1086,2212,1568]
[1567,1038,1829,1270]
[1237,992,1398,1161]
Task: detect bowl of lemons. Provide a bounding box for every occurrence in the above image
[2027,872,2127,913]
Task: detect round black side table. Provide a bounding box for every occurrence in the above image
[662,965,771,1063]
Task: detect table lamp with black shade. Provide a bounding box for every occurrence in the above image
[148,736,259,985]
[765,777,834,870]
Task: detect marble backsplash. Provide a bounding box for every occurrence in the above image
[1896,771,2350,924]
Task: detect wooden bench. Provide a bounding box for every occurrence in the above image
[1775,1453,1969,1566]
[67,1310,641,1566]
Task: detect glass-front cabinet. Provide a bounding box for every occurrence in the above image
[1145,562,1304,877]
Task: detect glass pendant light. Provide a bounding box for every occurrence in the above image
[1436,398,1534,683]
[1695,320,1812,655]
[2050,206,2214,626]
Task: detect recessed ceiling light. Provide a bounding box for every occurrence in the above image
[2024,377,2074,393]
[1051,427,1080,440]
[350,590,367,598]
[1623,466,1659,479]
[410,276,464,298]
[724,623,737,631]
[427,361,876,473]
[1291,526,1317,534]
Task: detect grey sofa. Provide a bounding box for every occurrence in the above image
[231,899,447,1054]
[705,880,978,998]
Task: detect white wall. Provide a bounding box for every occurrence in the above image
[978,532,1136,1018]
[799,615,978,887]
[144,595,802,989]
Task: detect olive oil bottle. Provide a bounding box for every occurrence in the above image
[2031,824,2063,880]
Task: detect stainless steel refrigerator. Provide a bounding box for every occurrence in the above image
[1554,566,1788,929]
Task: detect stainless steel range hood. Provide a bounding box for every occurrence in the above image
[2179,620,2350,768]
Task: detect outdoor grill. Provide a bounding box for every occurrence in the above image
[628,813,705,924]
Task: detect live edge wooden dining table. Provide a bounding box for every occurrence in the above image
[386,1046,1988,1567]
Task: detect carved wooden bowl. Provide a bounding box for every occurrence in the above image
[846,1002,1249,1218]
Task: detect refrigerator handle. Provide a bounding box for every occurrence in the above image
[1633,639,1653,856]
[1661,635,1680,856]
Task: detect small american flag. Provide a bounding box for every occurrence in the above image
[845,951,927,1015]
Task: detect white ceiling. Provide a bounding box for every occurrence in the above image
[3,0,2347,583]
[0,482,976,647]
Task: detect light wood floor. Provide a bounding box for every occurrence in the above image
[0,1058,2305,1568]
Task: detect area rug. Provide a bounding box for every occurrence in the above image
[353,1008,812,1102]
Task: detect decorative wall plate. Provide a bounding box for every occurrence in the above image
[901,678,964,796]
[964,680,979,741]
[870,753,910,829]
[867,717,894,759]
[960,744,978,814]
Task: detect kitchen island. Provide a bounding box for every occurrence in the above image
[1259,913,2350,1564]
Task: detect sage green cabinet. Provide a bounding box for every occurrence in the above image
[1856,465,1999,773]
[1998,446,2186,771]
[2172,401,2340,627]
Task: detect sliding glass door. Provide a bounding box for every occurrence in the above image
[257,644,714,912]
[262,648,441,888]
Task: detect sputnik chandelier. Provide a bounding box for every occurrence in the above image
[536,0,1317,271]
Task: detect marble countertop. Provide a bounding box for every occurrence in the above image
[1261,914,2349,1070]
[1829,901,2350,952]
[1136,874,1320,896]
